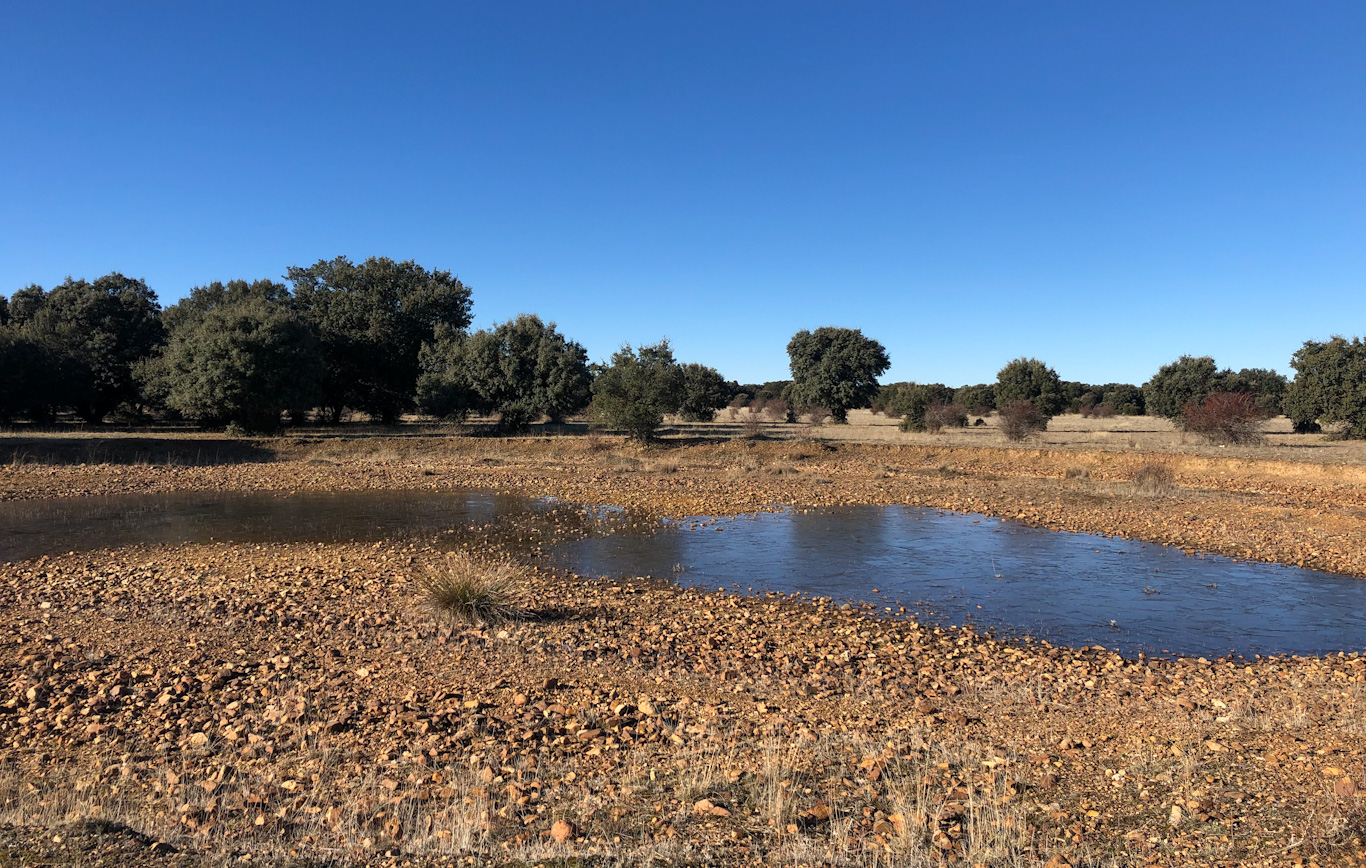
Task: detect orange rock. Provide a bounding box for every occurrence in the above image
[550,818,575,843]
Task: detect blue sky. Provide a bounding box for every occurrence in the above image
[2,2,1362,386]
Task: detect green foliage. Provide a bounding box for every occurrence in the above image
[888,383,954,431]
[1284,336,1366,438]
[1142,356,1226,420]
[149,280,323,433]
[7,285,46,327]
[0,329,56,423]
[678,363,730,422]
[590,341,685,441]
[288,256,472,424]
[15,275,165,423]
[786,327,889,424]
[416,314,591,431]
[1099,383,1145,416]
[1228,367,1289,416]
[953,383,995,412]
[995,358,1064,418]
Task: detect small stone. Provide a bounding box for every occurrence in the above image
[550,819,575,843]
[1334,776,1357,798]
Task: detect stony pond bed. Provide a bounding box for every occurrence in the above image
[1,436,1364,866]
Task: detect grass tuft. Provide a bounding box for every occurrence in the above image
[1131,460,1176,496]
[417,554,524,626]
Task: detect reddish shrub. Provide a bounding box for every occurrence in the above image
[999,400,1048,441]
[923,402,968,433]
[1181,391,1267,445]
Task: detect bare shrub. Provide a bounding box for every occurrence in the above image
[1081,402,1116,419]
[923,402,968,433]
[417,554,524,626]
[1182,391,1267,445]
[998,400,1047,441]
[800,405,831,425]
[1132,460,1175,496]
[760,398,790,422]
[742,412,764,439]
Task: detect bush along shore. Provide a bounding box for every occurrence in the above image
[0,436,1364,866]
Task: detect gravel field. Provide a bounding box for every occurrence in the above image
[1,432,1363,867]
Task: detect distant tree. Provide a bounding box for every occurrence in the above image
[953,383,996,413]
[148,280,323,433]
[288,256,472,424]
[786,327,889,423]
[1228,367,1289,416]
[590,341,685,441]
[0,295,7,326]
[1060,380,1091,410]
[1099,383,1145,416]
[891,383,955,431]
[0,329,55,423]
[995,358,1065,418]
[17,274,165,423]
[751,381,791,402]
[416,314,591,431]
[678,363,731,422]
[1283,336,1366,438]
[1142,356,1229,420]
[7,285,46,326]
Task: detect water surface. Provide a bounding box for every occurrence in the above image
[553,506,1366,658]
[3,492,1363,658]
[0,489,547,561]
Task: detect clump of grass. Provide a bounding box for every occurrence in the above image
[1131,460,1175,496]
[1064,465,1090,479]
[417,554,524,626]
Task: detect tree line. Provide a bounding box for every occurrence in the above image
[2,263,1364,440]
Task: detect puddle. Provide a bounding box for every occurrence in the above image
[3,492,1363,657]
[0,489,550,561]
[552,506,1366,658]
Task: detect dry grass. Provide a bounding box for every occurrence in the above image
[416,553,525,627]
[1130,460,1176,497]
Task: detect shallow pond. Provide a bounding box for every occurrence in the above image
[553,506,1366,658]
[2,491,1362,657]
[0,489,550,561]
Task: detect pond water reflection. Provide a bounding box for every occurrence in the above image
[3,492,1362,657]
[552,506,1366,658]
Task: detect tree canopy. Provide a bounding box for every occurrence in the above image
[995,358,1064,418]
[786,327,889,423]
[148,280,323,433]
[15,274,165,423]
[288,256,472,424]
[590,341,685,441]
[417,314,592,431]
[1283,336,1366,438]
[678,363,731,422]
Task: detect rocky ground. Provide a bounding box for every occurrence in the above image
[0,434,1364,866]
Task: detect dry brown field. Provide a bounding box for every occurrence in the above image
[1,419,1364,867]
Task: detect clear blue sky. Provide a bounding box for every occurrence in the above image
[3,2,1362,386]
